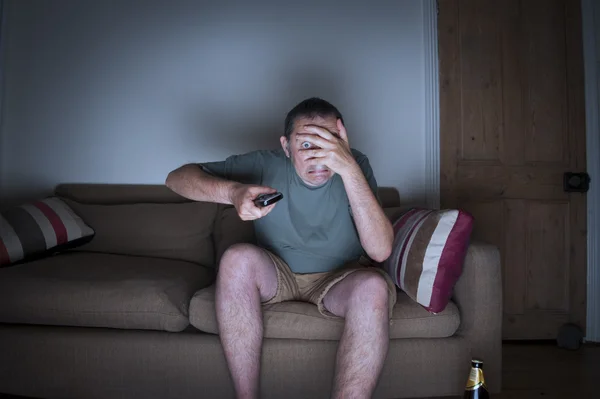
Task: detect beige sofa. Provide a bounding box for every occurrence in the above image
[0,184,502,399]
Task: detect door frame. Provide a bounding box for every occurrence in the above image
[581,0,600,343]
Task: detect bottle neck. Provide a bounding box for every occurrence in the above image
[465,365,486,390]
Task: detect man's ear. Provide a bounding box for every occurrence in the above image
[280,136,290,158]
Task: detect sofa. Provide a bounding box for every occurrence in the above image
[0,184,502,399]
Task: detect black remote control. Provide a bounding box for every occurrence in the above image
[254,192,283,207]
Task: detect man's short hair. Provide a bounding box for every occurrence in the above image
[284,97,344,140]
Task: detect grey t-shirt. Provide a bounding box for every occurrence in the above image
[200,148,379,274]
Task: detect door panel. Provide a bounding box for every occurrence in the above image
[458,0,502,162]
[523,0,568,165]
[439,0,587,339]
[504,199,526,315]
[525,201,569,311]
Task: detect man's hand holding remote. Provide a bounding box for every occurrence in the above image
[230,184,278,221]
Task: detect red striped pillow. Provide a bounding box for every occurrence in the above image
[0,197,94,266]
[382,208,474,313]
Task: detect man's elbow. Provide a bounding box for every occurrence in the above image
[166,163,194,185]
[165,166,188,190]
[165,170,177,189]
[368,228,394,263]
[368,236,393,263]
[370,244,393,263]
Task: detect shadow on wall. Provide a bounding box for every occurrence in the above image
[0,156,68,208]
[0,186,56,211]
[181,65,346,155]
[0,66,356,210]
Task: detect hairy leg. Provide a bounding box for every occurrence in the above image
[215,243,278,399]
[322,271,390,399]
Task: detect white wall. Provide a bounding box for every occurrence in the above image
[0,0,429,207]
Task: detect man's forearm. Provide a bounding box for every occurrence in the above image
[341,165,394,263]
[165,164,238,204]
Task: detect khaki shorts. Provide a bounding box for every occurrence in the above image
[261,249,397,320]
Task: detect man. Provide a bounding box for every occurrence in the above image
[165,98,396,399]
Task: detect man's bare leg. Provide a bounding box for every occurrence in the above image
[322,271,390,399]
[215,243,278,399]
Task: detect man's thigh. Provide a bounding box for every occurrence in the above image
[311,266,397,320]
[259,249,301,305]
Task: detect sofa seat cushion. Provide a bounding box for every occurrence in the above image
[189,284,460,340]
[0,252,215,332]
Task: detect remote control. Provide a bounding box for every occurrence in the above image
[254,192,283,207]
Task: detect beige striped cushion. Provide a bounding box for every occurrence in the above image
[382,208,474,313]
[0,197,94,266]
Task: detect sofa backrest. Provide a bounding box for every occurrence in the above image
[55,184,191,204]
[55,184,218,267]
[54,184,404,268]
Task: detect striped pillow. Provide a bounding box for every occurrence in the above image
[0,197,94,266]
[382,208,474,313]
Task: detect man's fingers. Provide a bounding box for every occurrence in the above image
[249,206,263,219]
[300,149,327,159]
[260,203,277,217]
[305,157,327,166]
[337,119,349,143]
[238,202,262,218]
[239,208,254,220]
[238,210,257,221]
[239,203,275,220]
[236,185,279,221]
[246,186,277,203]
[296,134,333,149]
[300,125,336,140]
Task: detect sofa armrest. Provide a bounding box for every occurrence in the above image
[452,241,503,393]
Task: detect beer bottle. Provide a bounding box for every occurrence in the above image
[464,359,490,399]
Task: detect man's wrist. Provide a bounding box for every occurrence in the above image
[225,182,242,205]
[339,161,362,181]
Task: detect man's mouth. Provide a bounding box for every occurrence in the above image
[308,168,329,175]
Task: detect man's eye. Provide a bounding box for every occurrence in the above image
[301,142,311,149]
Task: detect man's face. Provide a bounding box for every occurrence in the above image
[280,115,339,187]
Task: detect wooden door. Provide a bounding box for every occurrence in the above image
[438,0,587,339]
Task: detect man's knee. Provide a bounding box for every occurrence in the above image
[217,244,277,299]
[218,243,263,280]
[350,272,390,309]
